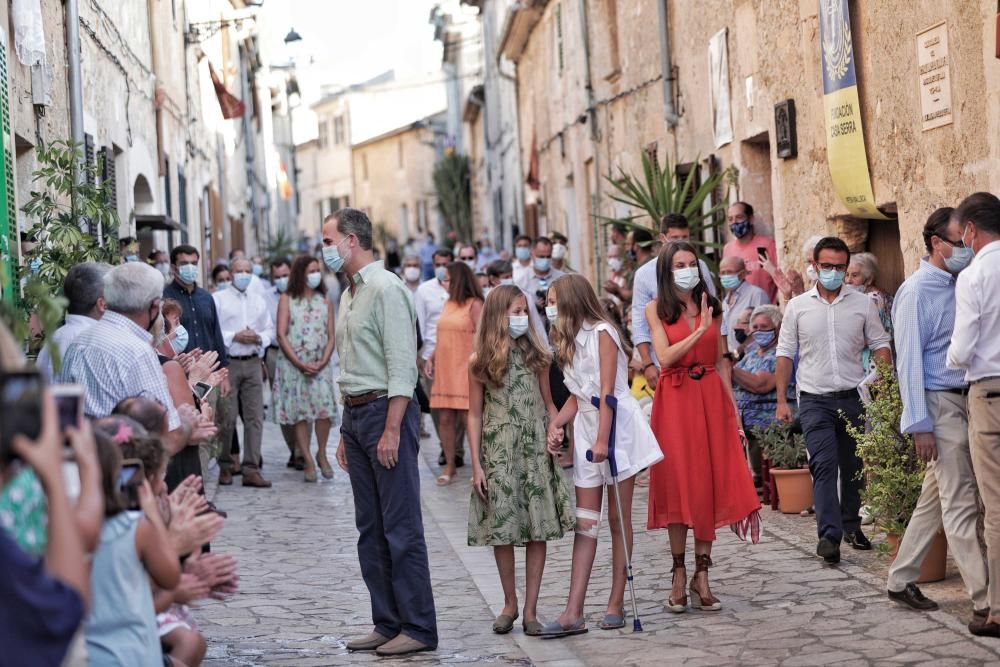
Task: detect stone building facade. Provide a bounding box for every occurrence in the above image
[350,115,446,244]
[486,0,1000,289]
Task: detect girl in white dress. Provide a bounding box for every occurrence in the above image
[540,274,663,636]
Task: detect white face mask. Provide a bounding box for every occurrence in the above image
[673,266,701,291]
[403,266,422,282]
[500,278,514,286]
[545,305,558,323]
[551,243,567,260]
[805,264,819,283]
[607,258,623,272]
[508,315,529,338]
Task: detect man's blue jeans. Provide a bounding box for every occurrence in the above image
[798,391,864,544]
[343,396,437,647]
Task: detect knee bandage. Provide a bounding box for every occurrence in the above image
[574,507,602,539]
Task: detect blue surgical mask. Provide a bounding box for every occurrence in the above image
[28,257,42,274]
[673,266,701,291]
[274,276,289,292]
[215,280,232,291]
[515,247,531,262]
[125,254,139,263]
[944,246,974,274]
[252,263,263,276]
[818,268,845,291]
[434,266,448,282]
[508,315,529,338]
[233,272,252,292]
[307,271,322,289]
[720,274,742,290]
[752,330,775,347]
[322,239,349,273]
[500,278,514,286]
[533,257,550,272]
[170,325,189,354]
[545,305,558,323]
[730,221,751,239]
[177,264,199,284]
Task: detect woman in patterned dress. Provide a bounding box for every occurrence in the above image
[274,255,337,483]
[467,285,574,636]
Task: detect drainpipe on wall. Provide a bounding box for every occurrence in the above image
[65,0,85,188]
[578,0,601,283]
[656,0,680,128]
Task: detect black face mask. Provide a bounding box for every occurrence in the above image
[734,329,748,345]
[626,249,637,262]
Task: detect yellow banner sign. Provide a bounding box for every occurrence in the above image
[819,0,889,220]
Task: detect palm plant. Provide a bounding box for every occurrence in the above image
[433,153,472,244]
[599,148,737,254]
[264,227,298,263]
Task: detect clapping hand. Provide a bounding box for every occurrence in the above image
[168,491,224,556]
[184,552,239,600]
[188,350,221,383]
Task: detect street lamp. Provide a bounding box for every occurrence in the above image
[284,28,303,44]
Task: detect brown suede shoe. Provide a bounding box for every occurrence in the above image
[346,630,394,652]
[218,468,233,486]
[374,634,434,657]
[242,470,272,488]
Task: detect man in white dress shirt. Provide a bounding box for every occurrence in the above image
[213,258,274,488]
[946,192,1000,637]
[776,236,891,565]
[37,262,110,381]
[414,247,464,464]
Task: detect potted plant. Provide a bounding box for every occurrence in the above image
[754,421,812,514]
[845,359,946,583]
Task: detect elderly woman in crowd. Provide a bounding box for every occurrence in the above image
[732,304,796,487]
[845,252,894,372]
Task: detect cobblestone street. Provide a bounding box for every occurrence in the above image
[197,422,1000,666]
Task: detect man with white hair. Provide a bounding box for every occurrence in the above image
[719,256,769,354]
[37,262,111,381]
[57,262,207,456]
[213,258,274,488]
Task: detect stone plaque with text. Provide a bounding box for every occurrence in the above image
[917,21,953,131]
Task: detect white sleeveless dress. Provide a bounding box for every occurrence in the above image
[561,322,663,488]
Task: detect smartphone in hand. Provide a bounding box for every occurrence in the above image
[756,246,769,264]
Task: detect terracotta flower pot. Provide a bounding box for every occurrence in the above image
[886,530,948,584]
[770,467,813,514]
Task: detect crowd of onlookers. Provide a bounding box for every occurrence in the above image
[3,188,1000,663]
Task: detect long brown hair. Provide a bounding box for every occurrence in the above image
[446,261,483,304]
[548,273,630,368]
[469,285,550,387]
[287,254,326,299]
[92,424,125,517]
[655,241,721,324]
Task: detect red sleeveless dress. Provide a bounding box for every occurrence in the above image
[646,315,761,543]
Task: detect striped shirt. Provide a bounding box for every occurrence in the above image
[57,311,180,429]
[893,259,967,433]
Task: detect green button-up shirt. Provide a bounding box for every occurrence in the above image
[336,260,418,399]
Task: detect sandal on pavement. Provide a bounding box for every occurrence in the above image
[492,612,519,634]
[319,460,334,480]
[539,618,588,639]
[436,473,453,486]
[690,554,722,611]
[522,620,544,636]
[304,467,318,483]
[598,613,625,630]
[667,553,688,613]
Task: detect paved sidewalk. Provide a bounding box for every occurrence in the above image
[198,422,1000,666]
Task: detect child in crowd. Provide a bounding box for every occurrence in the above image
[466,285,575,636]
[540,274,662,636]
[85,417,181,666]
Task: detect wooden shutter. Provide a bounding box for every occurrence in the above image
[0,31,14,304]
[101,147,116,209]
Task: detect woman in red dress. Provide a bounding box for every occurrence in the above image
[644,241,761,614]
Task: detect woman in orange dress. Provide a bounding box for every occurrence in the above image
[428,261,484,486]
[644,241,761,614]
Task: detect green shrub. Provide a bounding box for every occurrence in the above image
[753,421,807,469]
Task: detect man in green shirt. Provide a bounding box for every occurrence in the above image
[325,208,437,657]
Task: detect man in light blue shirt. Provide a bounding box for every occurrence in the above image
[631,214,717,389]
[886,207,987,615]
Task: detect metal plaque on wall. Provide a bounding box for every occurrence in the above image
[775,99,797,159]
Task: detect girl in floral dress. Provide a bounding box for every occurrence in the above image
[274,255,337,483]
[467,285,574,636]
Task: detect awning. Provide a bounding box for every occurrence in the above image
[135,214,180,231]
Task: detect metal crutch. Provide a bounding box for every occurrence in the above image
[587,394,643,632]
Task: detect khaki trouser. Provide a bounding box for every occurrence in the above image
[888,391,988,608]
[969,377,1000,613]
[219,357,265,471]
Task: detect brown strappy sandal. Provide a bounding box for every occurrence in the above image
[690,554,722,611]
[666,553,688,613]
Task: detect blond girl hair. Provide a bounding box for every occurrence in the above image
[469,285,550,388]
[548,273,631,368]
